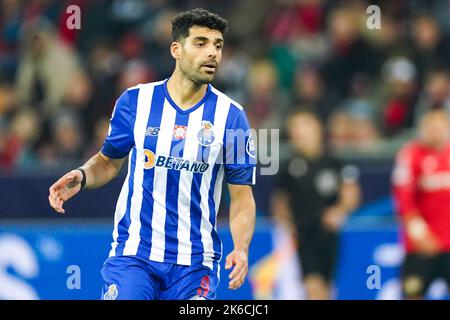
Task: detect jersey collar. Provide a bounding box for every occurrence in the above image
[163,78,211,115]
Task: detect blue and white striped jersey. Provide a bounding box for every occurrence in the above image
[101,79,256,271]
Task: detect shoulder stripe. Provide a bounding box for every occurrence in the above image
[210,86,244,110]
[126,80,166,92]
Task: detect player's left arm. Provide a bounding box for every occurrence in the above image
[338,176,361,213]
[225,183,256,290]
[322,165,361,231]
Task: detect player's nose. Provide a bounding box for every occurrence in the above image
[206,44,217,59]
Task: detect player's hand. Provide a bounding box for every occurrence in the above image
[406,217,441,256]
[412,233,441,256]
[417,235,441,256]
[225,249,248,290]
[48,170,83,214]
[406,217,440,256]
[321,206,347,231]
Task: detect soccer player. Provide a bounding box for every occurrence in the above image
[272,110,360,300]
[48,8,256,300]
[392,109,450,299]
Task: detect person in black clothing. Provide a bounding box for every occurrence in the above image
[272,109,360,300]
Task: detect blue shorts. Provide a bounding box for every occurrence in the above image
[100,255,218,300]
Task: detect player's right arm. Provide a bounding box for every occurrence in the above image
[48,152,126,214]
[271,160,298,241]
[49,89,135,214]
[271,189,297,239]
[392,144,441,255]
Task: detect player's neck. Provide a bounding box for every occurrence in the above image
[166,72,208,110]
[425,140,449,151]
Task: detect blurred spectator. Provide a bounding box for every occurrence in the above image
[379,56,418,135]
[0,82,18,117]
[62,71,93,112]
[363,12,403,57]
[410,15,450,84]
[143,9,178,78]
[328,110,380,156]
[117,59,155,94]
[0,1,448,173]
[272,110,360,299]
[9,108,41,168]
[84,116,109,161]
[15,17,80,117]
[0,118,19,170]
[328,73,381,154]
[320,7,378,107]
[0,108,40,170]
[86,39,121,129]
[59,70,95,136]
[214,38,250,100]
[292,65,330,121]
[245,59,286,129]
[328,110,353,153]
[266,0,327,89]
[414,69,450,124]
[0,0,23,82]
[38,111,84,167]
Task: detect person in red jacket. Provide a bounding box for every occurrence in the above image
[392,109,450,299]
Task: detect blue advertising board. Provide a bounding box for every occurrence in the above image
[0,215,447,300]
[0,221,273,300]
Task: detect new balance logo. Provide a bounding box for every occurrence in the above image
[145,127,160,136]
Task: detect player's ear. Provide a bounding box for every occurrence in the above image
[170,41,182,60]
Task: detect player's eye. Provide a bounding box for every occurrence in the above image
[216,44,223,50]
[195,42,205,47]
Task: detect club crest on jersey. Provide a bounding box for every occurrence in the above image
[103,284,118,300]
[197,120,215,146]
[173,125,187,140]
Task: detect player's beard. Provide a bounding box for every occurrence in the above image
[180,62,215,85]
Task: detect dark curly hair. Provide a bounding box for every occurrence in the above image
[171,8,228,42]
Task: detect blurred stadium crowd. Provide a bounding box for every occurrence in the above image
[0,0,450,171]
